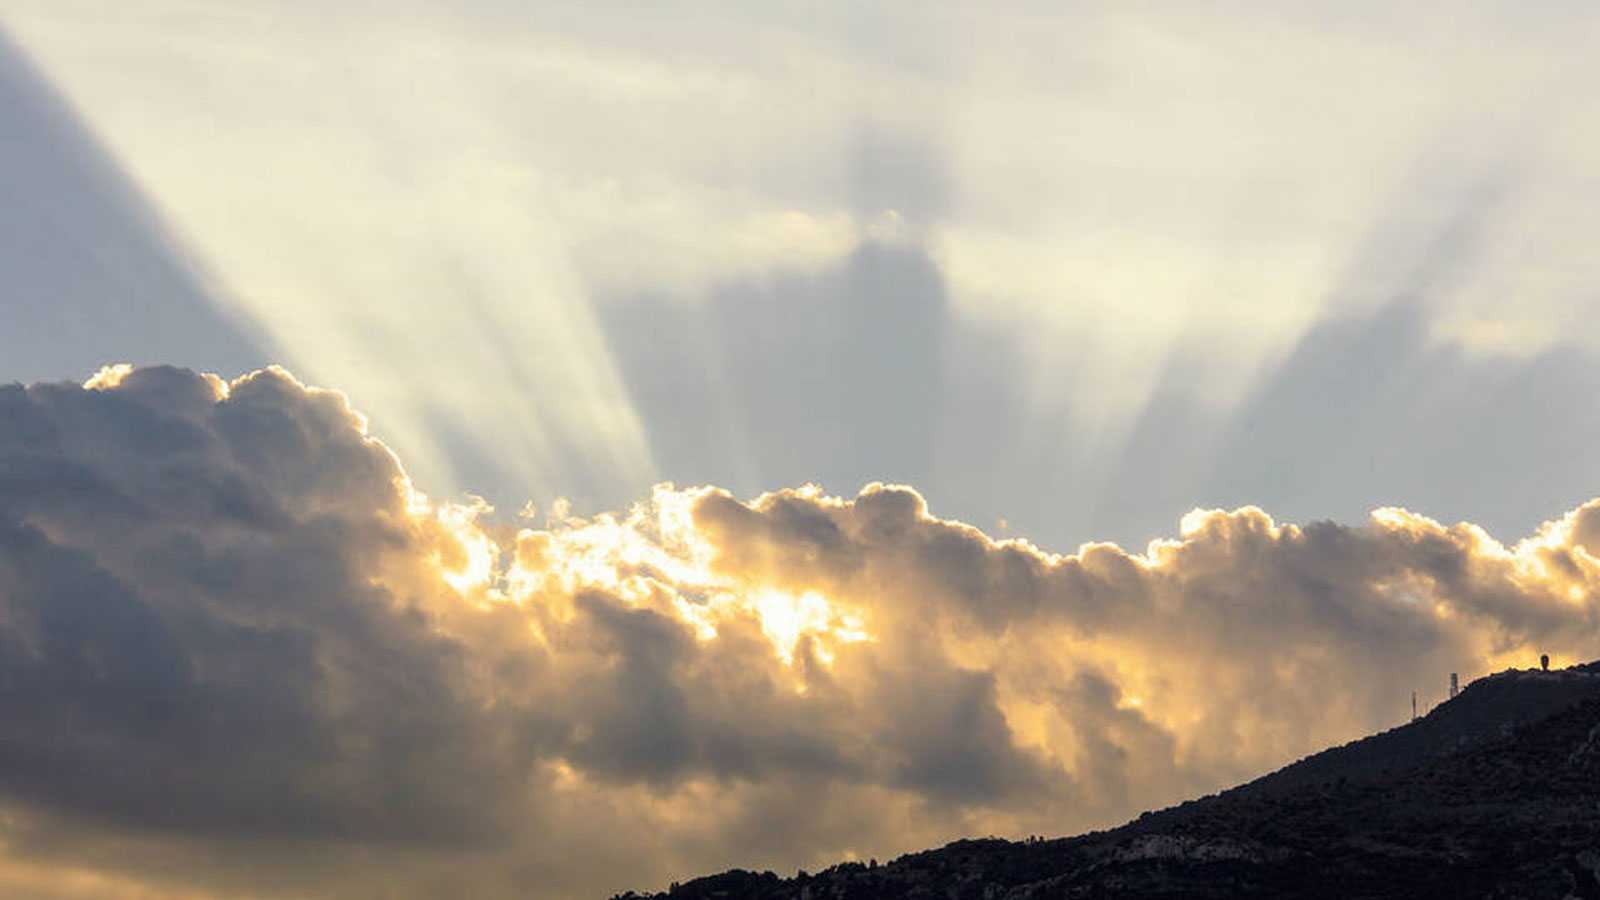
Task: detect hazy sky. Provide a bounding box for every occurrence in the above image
[5,0,1600,548]
[2,2,1600,897]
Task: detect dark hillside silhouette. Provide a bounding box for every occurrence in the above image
[625,663,1600,899]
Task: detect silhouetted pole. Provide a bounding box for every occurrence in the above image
[1542,653,1550,672]
[1449,672,1458,700]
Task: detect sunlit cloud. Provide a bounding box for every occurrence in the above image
[3,365,1600,897]
[3,3,1600,897]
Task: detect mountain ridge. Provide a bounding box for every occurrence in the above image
[620,663,1600,899]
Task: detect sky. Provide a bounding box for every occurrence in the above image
[1,1,1599,897]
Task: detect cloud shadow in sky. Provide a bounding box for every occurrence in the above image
[10,26,1585,554]
[1198,300,1600,541]
[602,132,1600,550]
[0,27,271,385]
[604,238,1600,553]
[1188,154,1600,542]
[601,240,948,500]
[602,237,1122,548]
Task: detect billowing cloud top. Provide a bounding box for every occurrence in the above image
[1,365,1597,898]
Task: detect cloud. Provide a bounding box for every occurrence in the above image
[2,365,1599,897]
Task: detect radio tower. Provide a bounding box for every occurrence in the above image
[1449,672,1459,700]
[1411,690,1418,722]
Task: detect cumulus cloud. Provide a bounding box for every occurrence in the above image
[2,365,1598,897]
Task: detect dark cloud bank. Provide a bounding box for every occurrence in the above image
[2,365,1599,897]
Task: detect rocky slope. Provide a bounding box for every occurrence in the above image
[620,664,1600,900]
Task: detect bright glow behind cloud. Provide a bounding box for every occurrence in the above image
[3,366,1600,897]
